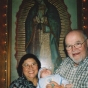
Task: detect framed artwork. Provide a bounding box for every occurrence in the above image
[0,0,83,87]
[10,0,81,85]
[15,0,71,72]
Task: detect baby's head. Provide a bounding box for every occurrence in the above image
[39,67,52,78]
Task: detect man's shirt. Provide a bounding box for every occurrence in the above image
[55,57,88,88]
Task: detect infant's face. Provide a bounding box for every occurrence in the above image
[40,69,52,78]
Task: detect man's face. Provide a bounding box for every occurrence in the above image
[65,31,88,64]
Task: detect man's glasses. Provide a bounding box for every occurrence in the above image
[66,39,87,51]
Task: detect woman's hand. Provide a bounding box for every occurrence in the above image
[46,81,64,88]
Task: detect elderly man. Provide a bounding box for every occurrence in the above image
[46,30,88,88]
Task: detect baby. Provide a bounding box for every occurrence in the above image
[37,67,72,88]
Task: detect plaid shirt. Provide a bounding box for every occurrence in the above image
[55,57,88,88]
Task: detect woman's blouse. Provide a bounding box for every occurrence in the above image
[9,76,36,88]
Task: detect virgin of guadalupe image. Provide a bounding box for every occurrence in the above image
[25,0,62,71]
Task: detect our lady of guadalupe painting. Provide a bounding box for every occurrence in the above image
[15,0,71,72]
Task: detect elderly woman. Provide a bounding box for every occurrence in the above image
[9,53,41,88]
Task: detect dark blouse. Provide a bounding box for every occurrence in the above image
[9,76,36,88]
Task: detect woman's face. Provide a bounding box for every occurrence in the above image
[22,58,38,81]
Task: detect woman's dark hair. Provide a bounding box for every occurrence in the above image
[17,53,41,77]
